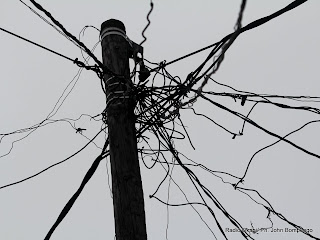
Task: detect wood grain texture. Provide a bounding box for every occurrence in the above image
[101,19,147,240]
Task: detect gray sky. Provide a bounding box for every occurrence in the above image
[1,1,320,239]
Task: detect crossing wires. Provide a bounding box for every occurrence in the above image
[1,0,319,240]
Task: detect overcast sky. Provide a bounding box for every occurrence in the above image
[1,1,320,240]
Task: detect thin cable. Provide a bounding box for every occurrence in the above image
[28,0,109,73]
[0,25,98,72]
[0,26,74,62]
[18,0,74,44]
[198,92,320,160]
[0,128,106,190]
[0,63,86,160]
[237,119,320,185]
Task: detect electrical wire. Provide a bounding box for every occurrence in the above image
[0,127,106,190]
[28,0,110,74]
[236,119,320,186]
[140,1,154,46]
[44,141,109,240]
[150,0,309,72]
[18,0,75,44]
[2,1,318,239]
[0,26,74,63]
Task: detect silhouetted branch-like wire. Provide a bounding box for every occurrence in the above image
[235,0,247,30]
[18,0,75,43]
[236,119,320,185]
[197,92,320,161]
[150,125,253,239]
[0,113,102,145]
[44,140,109,240]
[189,107,240,137]
[0,26,74,63]
[0,31,108,158]
[140,1,154,46]
[134,48,320,238]
[0,66,89,159]
[28,0,116,78]
[3,0,318,239]
[132,47,320,239]
[130,44,320,238]
[150,0,308,72]
[153,141,320,240]
[78,26,101,66]
[154,164,219,239]
[29,1,100,65]
[237,187,320,240]
[0,127,106,190]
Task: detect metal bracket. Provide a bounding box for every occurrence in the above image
[130,41,144,62]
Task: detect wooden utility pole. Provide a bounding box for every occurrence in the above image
[100,19,147,240]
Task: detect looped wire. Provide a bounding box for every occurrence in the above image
[73,58,104,79]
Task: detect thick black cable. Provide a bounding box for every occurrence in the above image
[44,140,109,240]
[240,0,308,34]
[235,0,247,30]
[151,0,308,71]
[140,1,154,45]
[198,92,320,160]
[44,154,103,240]
[28,0,108,72]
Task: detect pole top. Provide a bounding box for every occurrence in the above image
[101,19,126,34]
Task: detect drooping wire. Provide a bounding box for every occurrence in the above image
[3,0,318,239]
[156,157,218,238]
[236,119,320,186]
[133,54,320,239]
[0,127,106,190]
[44,140,109,240]
[151,126,253,239]
[0,55,85,160]
[198,93,320,160]
[78,25,100,64]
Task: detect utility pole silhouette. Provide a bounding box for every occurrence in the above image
[100,19,147,240]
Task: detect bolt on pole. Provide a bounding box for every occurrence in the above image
[100,19,147,240]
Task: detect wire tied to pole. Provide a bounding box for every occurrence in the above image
[100,27,133,47]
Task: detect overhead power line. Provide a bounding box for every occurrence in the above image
[0,26,95,69]
[0,26,103,73]
[29,0,106,71]
[18,0,73,43]
[0,26,74,62]
[152,0,308,70]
